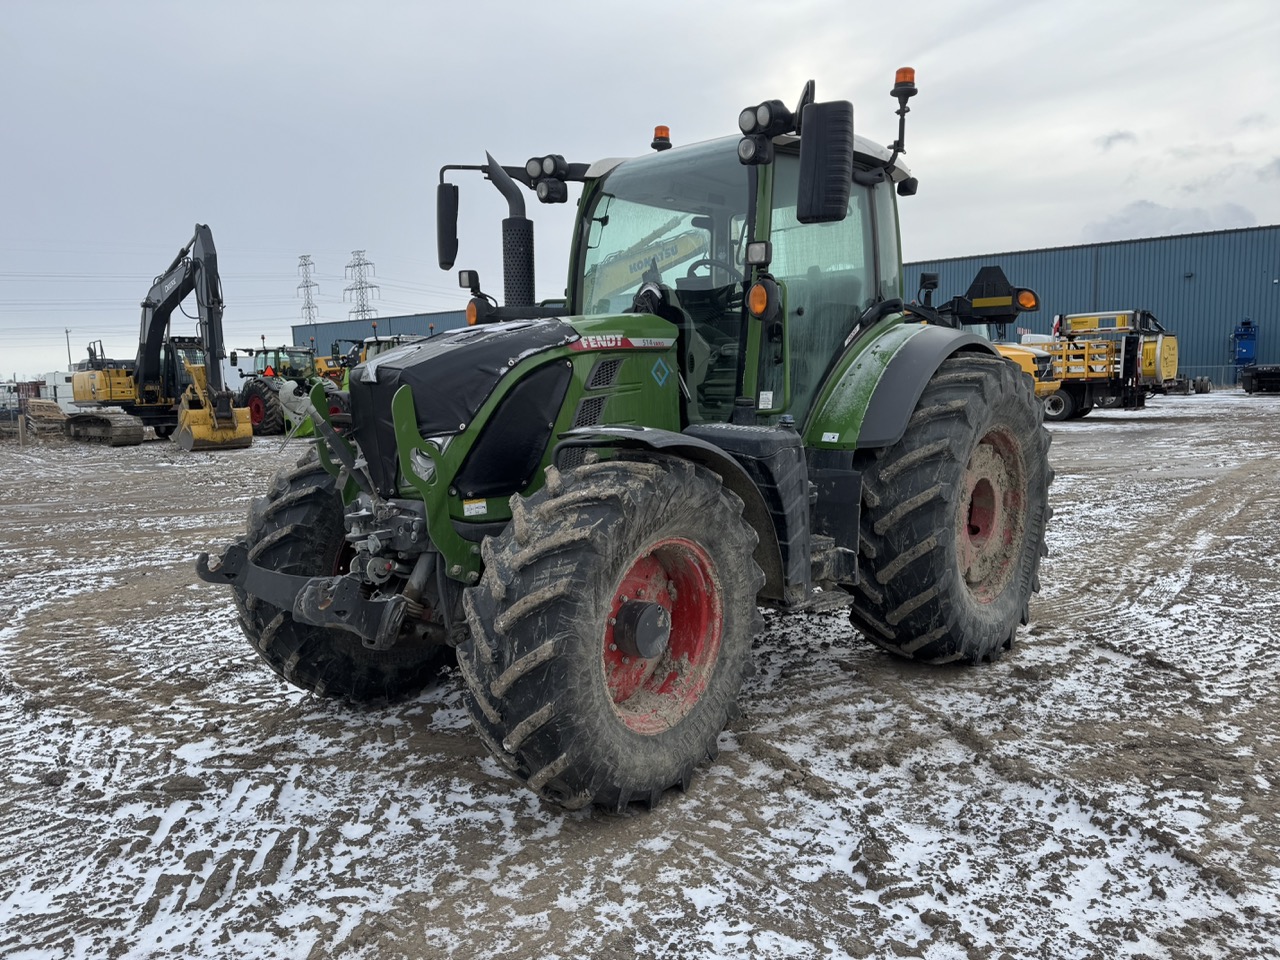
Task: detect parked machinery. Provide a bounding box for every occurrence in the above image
[231,344,349,437]
[1040,310,1179,421]
[69,225,252,449]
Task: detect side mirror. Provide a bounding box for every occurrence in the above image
[796,100,854,224]
[437,182,459,271]
[458,270,482,295]
[229,350,237,366]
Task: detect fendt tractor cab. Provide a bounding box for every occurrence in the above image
[199,72,1051,811]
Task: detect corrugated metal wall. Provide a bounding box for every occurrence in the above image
[290,310,468,354]
[906,225,1280,379]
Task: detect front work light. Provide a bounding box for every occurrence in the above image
[536,179,568,203]
[737,135,773,165]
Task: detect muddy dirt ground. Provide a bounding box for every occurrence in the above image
[2,391,1278,960]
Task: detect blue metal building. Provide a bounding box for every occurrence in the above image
[905,224,1280,380]
[291,310,468,356]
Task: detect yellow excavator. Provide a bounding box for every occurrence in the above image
[70,224,252,449]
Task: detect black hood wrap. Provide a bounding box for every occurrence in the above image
[347,319,578,497]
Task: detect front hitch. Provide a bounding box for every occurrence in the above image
[196,544,408,650]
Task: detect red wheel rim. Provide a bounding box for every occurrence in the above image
[247,393,266,425]
[603,537,723,735]
[958,427,1027,603]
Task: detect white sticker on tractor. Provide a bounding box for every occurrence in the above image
[758,391,774,408]
[463,499,487,517]
[822,431,840,443]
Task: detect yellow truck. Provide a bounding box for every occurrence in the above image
[1039,310,1179,421]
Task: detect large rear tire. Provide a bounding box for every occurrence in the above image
[241,379,285,436]
[233,449,449,700]
[849,354,1052,664]
[460,455,763,811]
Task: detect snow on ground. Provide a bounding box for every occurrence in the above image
[1,391,1278,959]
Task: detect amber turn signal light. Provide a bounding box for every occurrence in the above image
[746,279,780,321]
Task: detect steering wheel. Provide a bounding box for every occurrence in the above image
[685,257,743,282]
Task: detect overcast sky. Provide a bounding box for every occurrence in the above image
[2,0,1277,379]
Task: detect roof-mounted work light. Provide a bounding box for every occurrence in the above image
[737,94,800,166]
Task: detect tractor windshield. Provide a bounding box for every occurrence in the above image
[278,349,314,377]
[578,139,749,314]
[577,139,751,422]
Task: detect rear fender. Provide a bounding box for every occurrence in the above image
[555,425,787,603]
[806,323,996,450]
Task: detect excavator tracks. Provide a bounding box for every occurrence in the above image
[65,410,146,446]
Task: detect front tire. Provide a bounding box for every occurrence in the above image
[234,449,449,700]
[460,455,763,811]
[241,380,284,436]
[849,354,1052,664]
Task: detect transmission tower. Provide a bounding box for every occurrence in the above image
[343,250,380,321]
[297,255,320,324]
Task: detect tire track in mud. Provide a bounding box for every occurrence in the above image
[735,615,1280,957]
[1026,416,1280,904]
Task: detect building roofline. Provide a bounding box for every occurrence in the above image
[906,222,1280,266]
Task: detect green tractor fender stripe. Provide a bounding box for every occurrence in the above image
[807,324,995,450]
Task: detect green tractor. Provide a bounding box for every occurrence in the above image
[198,70,1051,811]
[233,344,349,437]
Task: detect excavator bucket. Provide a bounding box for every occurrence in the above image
[176,404,253,451]
[175,369,253,451]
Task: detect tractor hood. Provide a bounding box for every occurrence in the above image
[347,319,579,496]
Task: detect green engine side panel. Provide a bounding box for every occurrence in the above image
[804,316,923,450]
[389,312,684,582]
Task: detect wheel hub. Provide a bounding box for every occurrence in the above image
[613,600,671,660]
[958,430,1027,603]
[602,537,723,735]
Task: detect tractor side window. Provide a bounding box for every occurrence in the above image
[873,179,902,302]
[764,156,878,421]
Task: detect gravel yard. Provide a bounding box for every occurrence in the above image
[1,390,1278,959]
